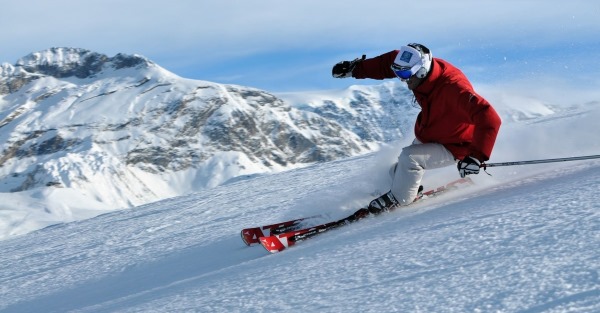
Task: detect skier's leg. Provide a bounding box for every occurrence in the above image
[390,142,456,205]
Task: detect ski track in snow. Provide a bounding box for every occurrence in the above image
[0,153,598,313]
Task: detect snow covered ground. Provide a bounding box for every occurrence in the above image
[0,149,599,311]
[0,153,598,312]
[0,87,599,312]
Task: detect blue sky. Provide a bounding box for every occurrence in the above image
[2,1,600,92]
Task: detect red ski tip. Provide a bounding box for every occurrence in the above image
[241,228,263,246]
[259,235,288,253]
[240,215,321,246]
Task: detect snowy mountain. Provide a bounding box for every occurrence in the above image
[0,48,377,195]
[278,81,418,143]
[1,48,418,237]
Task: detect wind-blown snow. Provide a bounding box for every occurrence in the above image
[0,89,598,312]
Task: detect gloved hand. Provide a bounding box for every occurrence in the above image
[332,55,365,78]
[457,156,481,178]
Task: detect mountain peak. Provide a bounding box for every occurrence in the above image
[14,47,152,79]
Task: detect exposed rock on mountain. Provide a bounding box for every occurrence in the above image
[1,48,395,209]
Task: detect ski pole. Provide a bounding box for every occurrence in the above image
[481,154,600,169]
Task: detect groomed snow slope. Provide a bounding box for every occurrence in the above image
[0,150,598,312]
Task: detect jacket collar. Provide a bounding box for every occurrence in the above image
[413,58,443,95]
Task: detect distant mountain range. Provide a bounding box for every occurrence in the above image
[0,48,422,209]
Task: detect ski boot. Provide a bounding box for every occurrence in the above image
[367,190,399,215]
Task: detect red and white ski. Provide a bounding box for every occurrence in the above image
[255,177,474,253]
[259,219,347,253]
[240,215,322,246]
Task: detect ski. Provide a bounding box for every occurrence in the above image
[419,177,473,198]
[258,177,473,253]
[259,215,355,253]
[241,215,322,246]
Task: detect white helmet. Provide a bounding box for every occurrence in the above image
[391,43,432,80]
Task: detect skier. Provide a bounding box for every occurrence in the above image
[332,43,501,216]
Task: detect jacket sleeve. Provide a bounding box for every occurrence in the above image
[351,50,399,80]
[461,91,502,161]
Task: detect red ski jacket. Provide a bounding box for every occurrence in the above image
[352,51,501,161]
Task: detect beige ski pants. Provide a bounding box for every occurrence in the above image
[390,140,457,205]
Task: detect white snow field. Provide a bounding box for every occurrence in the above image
[0,89,599,312]
[0,153,598,312]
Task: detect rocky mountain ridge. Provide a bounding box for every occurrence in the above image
[0,47,415,210]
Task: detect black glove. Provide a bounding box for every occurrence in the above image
[332,55,365,78]
[457,156,481,178]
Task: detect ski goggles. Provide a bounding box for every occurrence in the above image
[391,63,420,80]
